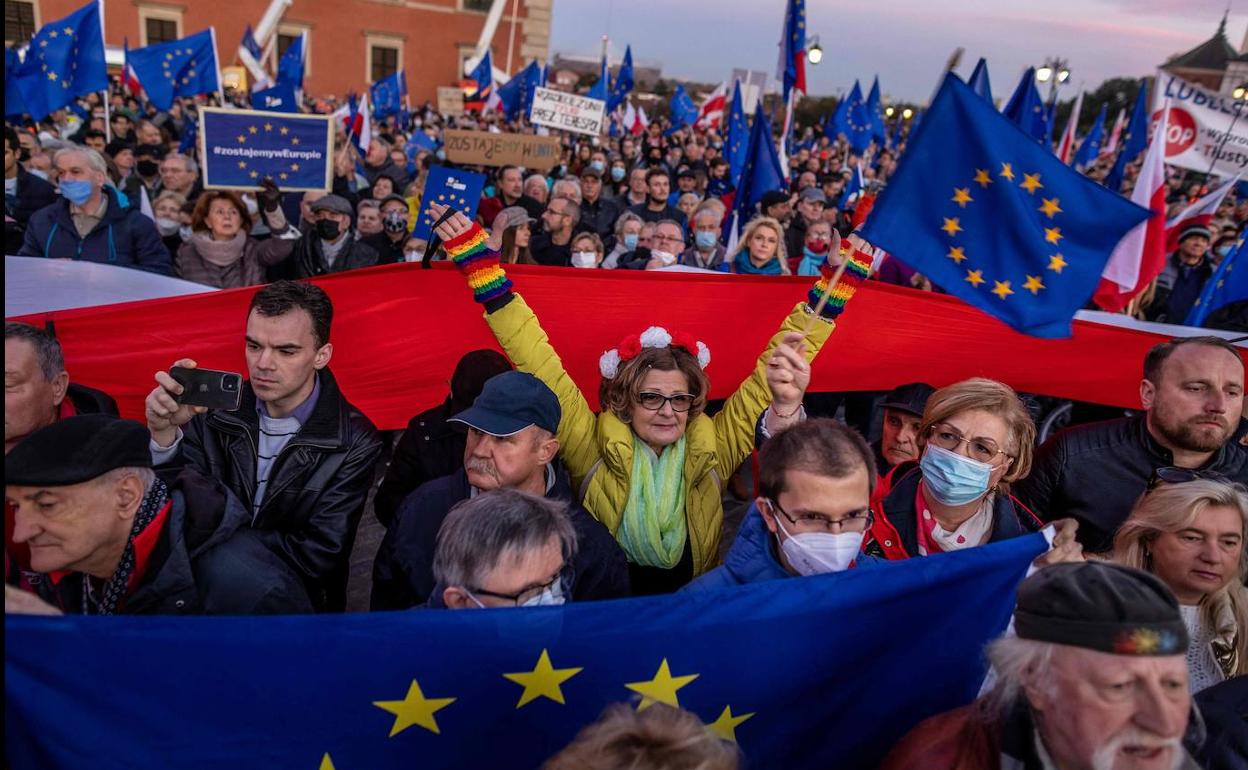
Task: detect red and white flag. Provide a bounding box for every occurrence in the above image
[696,82,728,128]
[621,101,648,136]
[1103,107,1126,156]
[1164,176,1238,251]
[1093,103,1170,312]
[1056,90,1084,165]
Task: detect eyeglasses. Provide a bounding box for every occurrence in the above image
[468,563,572,607]
[636,392,696,412]
[1147,466,1230,490]
[928,422,1011,465]
[652,233,685,244]
[768,498,872,533]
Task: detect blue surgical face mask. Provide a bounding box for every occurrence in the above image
[589,160,605,174]
[435,149,447,161]
[920,444,993,506]
[622,232,639,250]
[695,230,718,250]
[611,166,626,182]
[1216,243,1233,258]
[59,178,94,206]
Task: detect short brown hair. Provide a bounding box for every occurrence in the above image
[919,378,1036,485]
[599,346,709,424]
[571,231,604,254]
[543,703,739,770]
[759,418,877,498]
[1143,336,1242,384]
[190,190,252,234]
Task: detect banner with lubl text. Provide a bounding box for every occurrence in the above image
[1153,70,1248,178]
[199,107,334,191]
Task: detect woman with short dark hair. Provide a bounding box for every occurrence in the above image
[175,181,297,288]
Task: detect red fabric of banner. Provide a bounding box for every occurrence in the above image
[11,262,1213,431]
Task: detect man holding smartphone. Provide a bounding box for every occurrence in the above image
[143,280,382,611]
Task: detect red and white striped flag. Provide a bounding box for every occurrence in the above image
[1103,107,1126,157]
[1164,176,1238,252]
[696,82,728,128]
[1056,90,1084,164]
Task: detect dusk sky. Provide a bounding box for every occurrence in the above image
[549,0,1247,103]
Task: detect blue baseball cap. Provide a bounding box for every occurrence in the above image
[448,371,561,436]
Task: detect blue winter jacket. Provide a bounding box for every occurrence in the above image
[681,503,880,593]
[17,185,173,275]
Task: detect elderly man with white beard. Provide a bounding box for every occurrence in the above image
[883,562,1202,770]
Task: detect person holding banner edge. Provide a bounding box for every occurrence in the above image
[429,201,873,592]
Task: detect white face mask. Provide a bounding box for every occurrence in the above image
[405,250,424,263]
[651,249,677,266]
[570,251,598,268]
[155,217,181,236]
[520,579,566,607]
[773,508,864,576]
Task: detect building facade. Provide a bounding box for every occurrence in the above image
[1161,13,1248,95]
[5,0,552,102]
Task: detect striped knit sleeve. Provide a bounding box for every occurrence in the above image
[444,223,514,304]
[806,246,873,321]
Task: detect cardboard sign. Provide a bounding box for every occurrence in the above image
[199,107,333,192]
[528,86,606,136]
[437,87,465,116]
[1153,70,1248,177]
[442,128,562,170]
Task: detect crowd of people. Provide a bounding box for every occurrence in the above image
[5,76,1248,769]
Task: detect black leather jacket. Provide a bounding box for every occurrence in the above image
[1014,415,1248,553]
[155,368,382,610]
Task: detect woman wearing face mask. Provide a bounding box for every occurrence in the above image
[609,161,628,194]
[570,232,605,269]
[603,211,644,269]
[174,182,298,288]
[431,201,874,593]
[866,378,1044,560]
[727,217,790,275]
[796,220,837,277]
[152,190,188,258]
[1113,478,1247,692]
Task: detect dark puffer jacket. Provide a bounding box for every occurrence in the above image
[17,186,172,274]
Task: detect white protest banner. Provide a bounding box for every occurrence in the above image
[528,87,606,136]
[1153,70,1248,177]
[437,87,465,116]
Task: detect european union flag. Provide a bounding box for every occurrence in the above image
[198,108,333,191]
[4,535,1044,770]
[866,76,887,143]
[731,103,786,236]
[253,82,299,113]
[126,29,221,112]
[1001,67,1047,144]
[725,81,749,188]
[607,45,634,112]
[497,60,541,122]
[1073,103,1107,170]
[1186,238,1248,327]
[969,57,993,104]
[13,1,107,120]
[586,56,610,102]
[1105,81,1148,191]
[276,31,307,93]
[835,80,872,152]
[859,74,1151,338]
[413,165,486,241]
[5,48,32,118]
[371,71,404,120]
[669,84,699,130]
[467,51,493,102]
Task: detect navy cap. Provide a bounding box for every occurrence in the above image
[6,415,152,487]
[449,371,561,436]
[880,382,936,418]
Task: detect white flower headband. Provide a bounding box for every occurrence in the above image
[598,326,711,379]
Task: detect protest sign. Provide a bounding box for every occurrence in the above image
[411,165,486,241]
[252,83,298,113]
[436,86,465,116]
[442,128,562,170]
[529,86,606,136]
[198,107,333,192]
[1153,70,1248,177]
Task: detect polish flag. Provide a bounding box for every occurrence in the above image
[1056,90,1084,165]
[696,82,728,129]
[1093,103,1170,312]
[1164,176,1238,252]
[1103,107,1126,157]
[622,102,647,136]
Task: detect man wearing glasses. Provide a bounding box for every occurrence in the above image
[528,195,581,267]
[618,220,686,271]
[682,419,880,592]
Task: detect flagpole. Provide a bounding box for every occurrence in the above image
[97,0,112,142]
[208,25,226,108]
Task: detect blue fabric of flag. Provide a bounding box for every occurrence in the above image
[1001,67,1048,144]
[866,76,887,142]
[1073,103,1107,169]
[586,56,609,102]
[412,165,486,241]
[725,81,749,188]
[780,0,806,100]
[5,47,32,118]
[859,74,1151,338]
[1186,238,1248,327]
[240,25,263,61]
[178,114,198,154]
[253,82,298,113]
[5,535,1045,770]
[825,96,848,140]
[126,30,220,112]
[13,1,108,120]
[1105,81,1149,192]
[276,32,305,92]
[497,61,541,121]
[199,110,332,191]
[732,105,786,236]
[607,46,634,112]
[969,58,993,104]
[467,51,493,102]
[370,71,404,120]
[838,162,864,210]
[843,81,873,152]
[669,84,699,130]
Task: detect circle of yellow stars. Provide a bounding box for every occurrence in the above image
[35,25,83,92]
[945,161,1069,301]
[159,46,202,87]
[233,122,301,181]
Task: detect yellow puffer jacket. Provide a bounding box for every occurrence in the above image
[484,294,836,575]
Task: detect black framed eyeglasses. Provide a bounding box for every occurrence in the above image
[768,498,873,534]
[1147,466,1230,490]
[636,392,696,412]
[467,563,573,607]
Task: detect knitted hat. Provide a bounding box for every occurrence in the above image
[1178,224,1212,243]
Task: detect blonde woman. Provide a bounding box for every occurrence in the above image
[1113,479,1247,691]
[429,201,874,593]
[727,216,790,275]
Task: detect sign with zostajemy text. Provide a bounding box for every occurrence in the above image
[528,87,606,136]
[442,128,562,171]
[198,107,333,192]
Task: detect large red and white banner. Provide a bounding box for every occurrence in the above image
[1153,69,1248,178]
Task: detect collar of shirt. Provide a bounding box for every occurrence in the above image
[255,374,321,424]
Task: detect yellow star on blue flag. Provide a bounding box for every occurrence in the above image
[125,29,220,111]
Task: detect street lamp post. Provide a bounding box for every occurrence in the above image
[1034,57,1071,106]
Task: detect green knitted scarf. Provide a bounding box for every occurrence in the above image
[617,435,688,569]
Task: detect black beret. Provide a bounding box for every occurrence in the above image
[1014,562,1187,656]
[5,415,152,487]
[760,190,790,210]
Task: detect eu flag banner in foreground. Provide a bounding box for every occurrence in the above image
[859,73,1151,338]
[413,165,486,241]
[5,535,1044,770]
[198,107,333,192]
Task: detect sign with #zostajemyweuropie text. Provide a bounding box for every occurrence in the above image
[442,128,562,171]
[528,86,607,136]
[198,107,333,192]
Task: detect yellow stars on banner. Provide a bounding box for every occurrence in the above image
[1038,197,1062,219]
[280,172,289,180]
[991,280,1014,300]
[264,122,274,132]
[1019,173,1043,195]
[372,680,456,737]
[999,162,1015,182]
[280,126,290,135]
[1023,275,1046,295]
[625,659,699,711]
[951,188,973,208]
[1044,227,1063,245]
[1048,254,1067,274]
[503,649,583,708]
[707,706,755,743]
[291,136,301,145]
[290,162,301,172]
[237,160,247,170]
[48,29,59,39]
[248,125,259,134]
[965,269,985,287]
[319,754,336,770]
[47,71,57,81]
[63,26,74,35]
[237,134,246,144]
[947,246,967,264]
[249,171,259,179]
[941,217,963,237]
[973,168,993,188]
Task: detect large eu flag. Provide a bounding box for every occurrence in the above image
[5,536,1044,770]
[412,165,486,241]
[859,74,1151,338]
[12,1,108,120]
[126,29,221,112]
[198,108,333,192]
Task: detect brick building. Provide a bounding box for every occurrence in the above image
[4,0,553,103]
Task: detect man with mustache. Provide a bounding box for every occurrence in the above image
[1017,337,1247,553]
[370,371,629,609]
[883,562,1201,770]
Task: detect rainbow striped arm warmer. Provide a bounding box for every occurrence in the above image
[444,223,513,304]
[806,247,873,321]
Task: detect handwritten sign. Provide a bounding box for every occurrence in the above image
[528,87,606,136]
[442,128,562,170]
[437,87,465,116]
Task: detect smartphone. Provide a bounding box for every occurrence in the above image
[170,366,243,411]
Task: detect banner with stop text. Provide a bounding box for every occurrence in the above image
[199,107,334,192]
[1153,70,1248,178]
